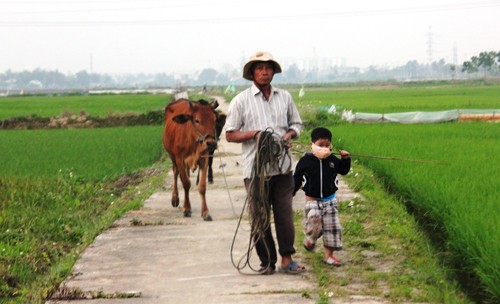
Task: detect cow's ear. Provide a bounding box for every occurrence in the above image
[217,113,227,125]
[212,99,219,110]
[172,114,193,124]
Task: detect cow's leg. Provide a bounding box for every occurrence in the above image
[207,150,214,184]
[171,162,180,207]
[195,151,213,186]
[198,157,212,221]
[175,159,192,217]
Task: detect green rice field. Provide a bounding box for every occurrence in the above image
[292,83,500,113]
[328,122,500,300]
[0,94,169,120]
[0,126,164,179]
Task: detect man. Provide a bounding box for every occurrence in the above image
[225,51,305,275]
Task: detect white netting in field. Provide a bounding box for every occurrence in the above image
[342,109,500,123]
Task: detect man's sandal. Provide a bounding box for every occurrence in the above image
[278,261,306,274]
[258,266,275,275]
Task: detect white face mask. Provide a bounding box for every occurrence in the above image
[311,143,332,159]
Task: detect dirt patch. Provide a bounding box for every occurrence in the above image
[111,168,163,196]
[458,114,500,122]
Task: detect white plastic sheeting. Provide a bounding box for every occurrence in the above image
[342,109,499,123]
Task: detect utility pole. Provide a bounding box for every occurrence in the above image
[89,53,94,91]
[452,42,458,79]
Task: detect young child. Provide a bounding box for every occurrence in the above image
[293,127,351,266]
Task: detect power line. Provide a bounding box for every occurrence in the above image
[0,0,219,4]
[0,0,255,15]
[1,1,499,27]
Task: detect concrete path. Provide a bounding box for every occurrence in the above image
[47,97,363,304]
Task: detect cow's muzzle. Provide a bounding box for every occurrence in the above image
[196,133,216,143]
[206,140,217,152]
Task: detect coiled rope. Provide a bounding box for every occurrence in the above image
[230,128,292,274]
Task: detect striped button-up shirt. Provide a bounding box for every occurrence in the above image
[225,83,303,179]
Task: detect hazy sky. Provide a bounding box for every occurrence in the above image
[1,0,499,75]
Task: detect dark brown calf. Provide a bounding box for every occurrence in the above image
[197,112,226,184]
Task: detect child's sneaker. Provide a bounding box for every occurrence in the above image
[323,256,341,267]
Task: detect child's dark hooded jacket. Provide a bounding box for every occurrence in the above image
[293,152,351,198]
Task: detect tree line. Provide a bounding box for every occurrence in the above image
[1,51,498,91]
[461,51,500,74]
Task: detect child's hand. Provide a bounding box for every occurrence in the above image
[339,150,350,159]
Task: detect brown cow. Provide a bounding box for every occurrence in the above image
[163,98,219,221]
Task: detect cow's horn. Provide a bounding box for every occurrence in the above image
[212,99,219,109]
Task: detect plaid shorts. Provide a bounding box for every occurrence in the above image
[304,198,342,250]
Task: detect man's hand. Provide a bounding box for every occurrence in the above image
[282,130,296,148]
